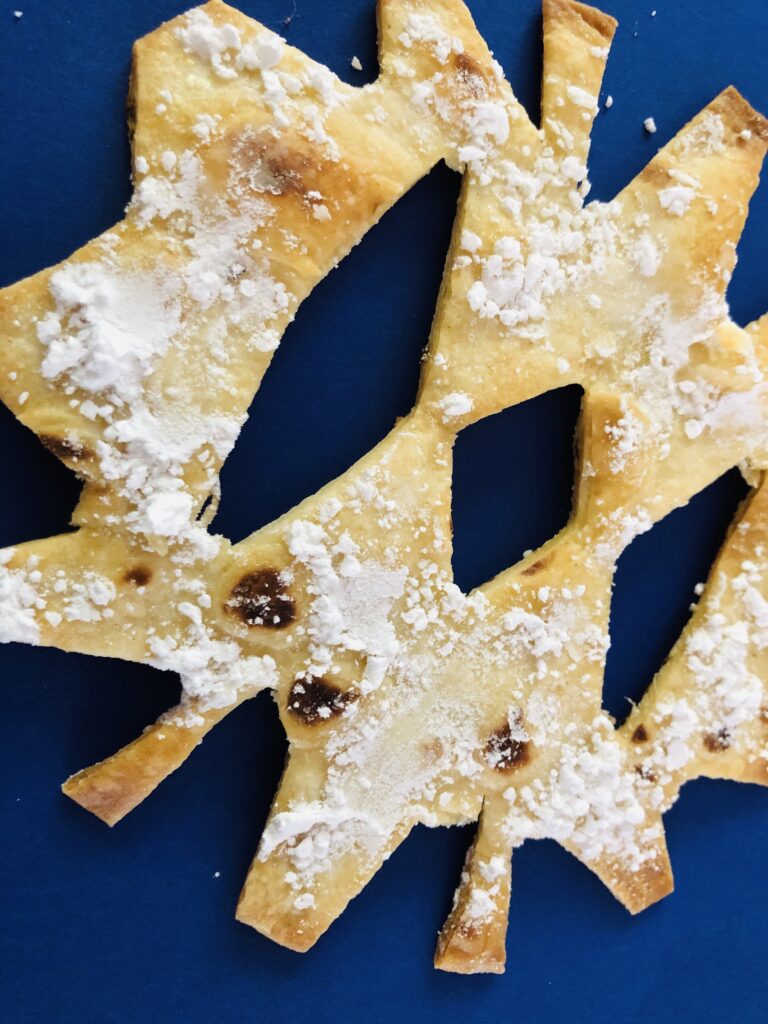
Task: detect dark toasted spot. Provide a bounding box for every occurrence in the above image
[704,729,731,752]
[286,675,356,725]
[227,569,295,628]
[126,55,138,144]
[631,724,649,743]
[571,2,616,40]
[522,552,555,576]
[635,764,657,782]
[126,96,137,139]
[421,738,444,764]
[638,162,669,187]
[232,131,312,196]
[759,705,768,725]
[40,433,92,463]
[453,51,484,90]
[123,565,152,587]
[485,713,530,772]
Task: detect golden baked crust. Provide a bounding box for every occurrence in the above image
[1,0,507,814]
[1,0,767,975]
[0,0,497,540]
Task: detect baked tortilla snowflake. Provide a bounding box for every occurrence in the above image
[1,0,766,975]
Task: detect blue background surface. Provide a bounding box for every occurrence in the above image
[1,1,767,1020]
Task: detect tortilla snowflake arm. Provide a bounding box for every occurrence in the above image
[618,322,768,843]
[624,476,768,793]
[437,316,768,970]
[0,0,506,818]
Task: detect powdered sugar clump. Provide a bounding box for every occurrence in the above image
[0,550,42,645]
[37,262,181,405]
[437,392,474,422]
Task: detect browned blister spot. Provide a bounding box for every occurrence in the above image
[286,675,356,726]
[227,569,295,629]
[485,713,530,772]
[704,728,731,752]
[421,737,445,764]
[126,50,138,142]
[631,724,649,743]
[123,565,152,587]
[231,130,313,197]
[635,764,657,782]
[759,705,768,725]
[40,434,92,464]
[638,161,673,188]
[452,51,486,95]
[522,552,555,576]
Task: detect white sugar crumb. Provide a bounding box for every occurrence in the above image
[0,551,41,645]
[566,85,597,111]
[258,794,387,881]
[632,234,662,277]
[13,10,23,18]
[350,56,362,71]
[457,100,510,176]
[658,185,695,216]
[63,575,117,623]
[192,114,219,141]
[464,888,496,922]
[176,11,243,78]
[437,392,474,422]
[460,229,481,253]
[152,628,277,712]
[398,12,464,65]
[644,117,657,134]
[684,419,703,440]
[605,94,613,109]
[176,10,288,93]
[37,262,181,404]
[287,521,407,681]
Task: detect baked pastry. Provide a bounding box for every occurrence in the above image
[0,0,504,814]
[63,0,767,968]
[232,2,768,970]
[1,0,765,976]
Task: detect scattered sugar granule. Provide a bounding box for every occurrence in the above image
[684,419,703,440]
[566,85,597,110]
[460,229,482,253]
[644,117,657,134]
[351,56,362,71]
[605,95,613,109]
[14,10,23,18]
[659,185,696,217]
[437,392,474,422]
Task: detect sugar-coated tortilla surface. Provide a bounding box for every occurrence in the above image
[1,0,767,976]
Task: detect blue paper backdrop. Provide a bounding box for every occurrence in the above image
[1,1,767,1021]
